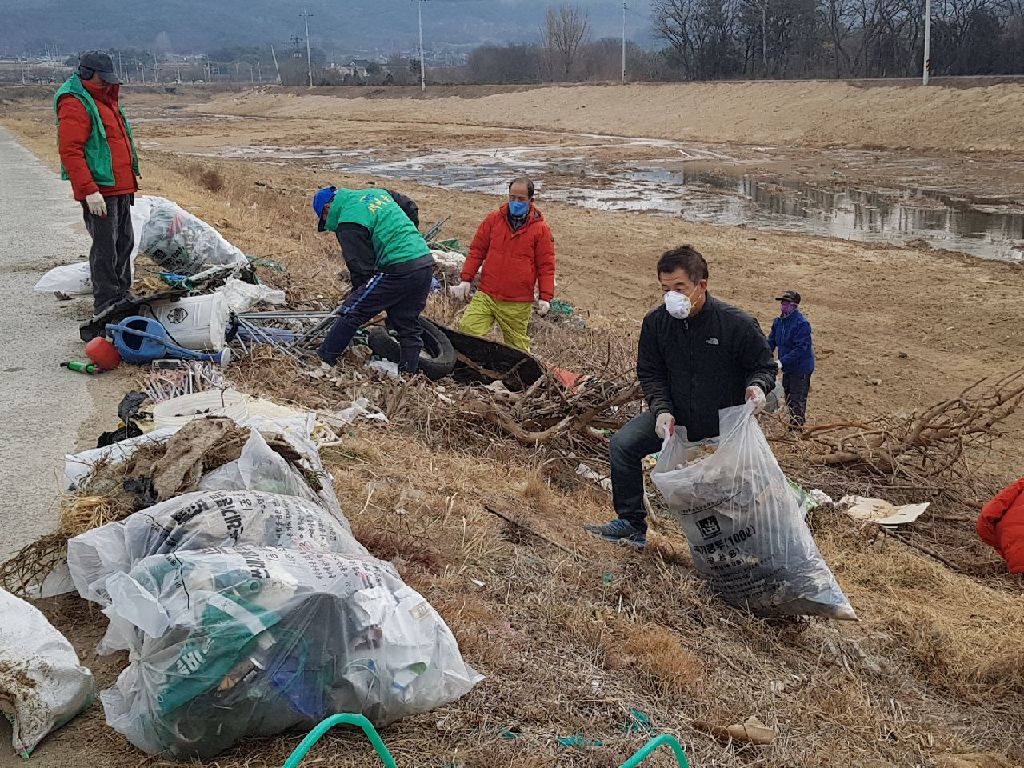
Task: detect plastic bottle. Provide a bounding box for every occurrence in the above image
[61,361,100,375]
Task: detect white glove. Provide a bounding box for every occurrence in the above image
[535,299,551,317]
[746,386,767,413]
[449,281,472,301]
[85,191,107,218]
[655,412,675,439]
[775,360,783,371]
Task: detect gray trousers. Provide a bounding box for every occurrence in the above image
[610,410,664,533]
[82,193,134,312]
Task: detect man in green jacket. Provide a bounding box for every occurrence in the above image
[312,186,435,373]
[54,51,140,314]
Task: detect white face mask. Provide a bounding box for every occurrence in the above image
[664,290,692,319]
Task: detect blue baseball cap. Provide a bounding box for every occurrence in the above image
[312,186,337,231]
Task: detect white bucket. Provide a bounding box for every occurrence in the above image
[152,390,249,429]
[147,293,228,351]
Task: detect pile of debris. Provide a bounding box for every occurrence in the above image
[1,374,481,759]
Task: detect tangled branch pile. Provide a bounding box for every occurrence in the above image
[460,372,641,444]
[802,364,1024,484]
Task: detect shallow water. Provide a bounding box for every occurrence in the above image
[199,140,1024,263]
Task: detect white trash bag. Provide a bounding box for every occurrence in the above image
[68,490,368,606]
[652,403,856,620]
[34,197,153,296]
[99,547,483,759]
[33,261,92,296]
[137,196,249,275]
[0,589,95,757]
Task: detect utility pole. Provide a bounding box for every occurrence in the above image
[257,60,262,83]
[117,50,124,81]
[416,0,426,92]
[621,1,627,84]
[922,0,932,85]
[301,9,314,87]
[270,44,282,84]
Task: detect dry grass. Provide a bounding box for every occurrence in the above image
[1,99,1022,767]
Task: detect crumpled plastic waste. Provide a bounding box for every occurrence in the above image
[97,547,483,759]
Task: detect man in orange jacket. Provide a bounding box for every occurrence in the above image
[449,177,556,353]
[55,51,140,314]
[977,477,1024,574]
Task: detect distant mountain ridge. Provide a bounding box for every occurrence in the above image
[0,0,653,56]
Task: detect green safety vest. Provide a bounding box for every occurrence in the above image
[53,74,140,187]
[325,188,429,269]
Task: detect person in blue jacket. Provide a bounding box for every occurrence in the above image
[767,290,815,427]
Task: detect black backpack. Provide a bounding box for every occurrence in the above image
[386,189,420,229]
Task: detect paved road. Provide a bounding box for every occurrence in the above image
[0,126,109,561]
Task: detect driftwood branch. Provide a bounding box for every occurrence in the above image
[803,364,1024,483]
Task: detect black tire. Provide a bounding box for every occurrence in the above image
[366,318,456,381]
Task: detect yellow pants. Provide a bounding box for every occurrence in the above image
[459,291,533,352]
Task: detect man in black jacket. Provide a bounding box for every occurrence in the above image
[585,245,777,548]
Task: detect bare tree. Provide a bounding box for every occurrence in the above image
[543,4,590,80]
[653,0,701,75]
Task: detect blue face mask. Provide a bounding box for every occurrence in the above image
[508,200,530,217]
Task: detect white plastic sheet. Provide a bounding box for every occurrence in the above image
[0,588,95,757]
[68,490,368,605]
[98,547,483,758]
[65,414,343,519]
[652,403,856,620]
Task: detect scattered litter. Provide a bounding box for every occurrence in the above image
[694,716,776,746]
[0,588,95,757]
[623,707,655,735]
[144,359,226,402]
[68,490,367,605]
[85,337,122,370]
[839,496,930,528]
[576,463,612,492]
[60,360,102,375]
[808,489,833,506]
[543,298,586,330]
[652,404,856,620]
[369,360,401,379]
[97,546,482,759]
[788,480,832,516]
[557,735,604,748]
[320,397,389,428]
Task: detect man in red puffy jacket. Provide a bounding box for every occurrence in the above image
[977,477,1024,574]
[55,51,140,314]
[449,177,556,352]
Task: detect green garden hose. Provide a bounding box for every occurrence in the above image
[281,714,397,768]
[282,715,688,768]
[619,734,691,768]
